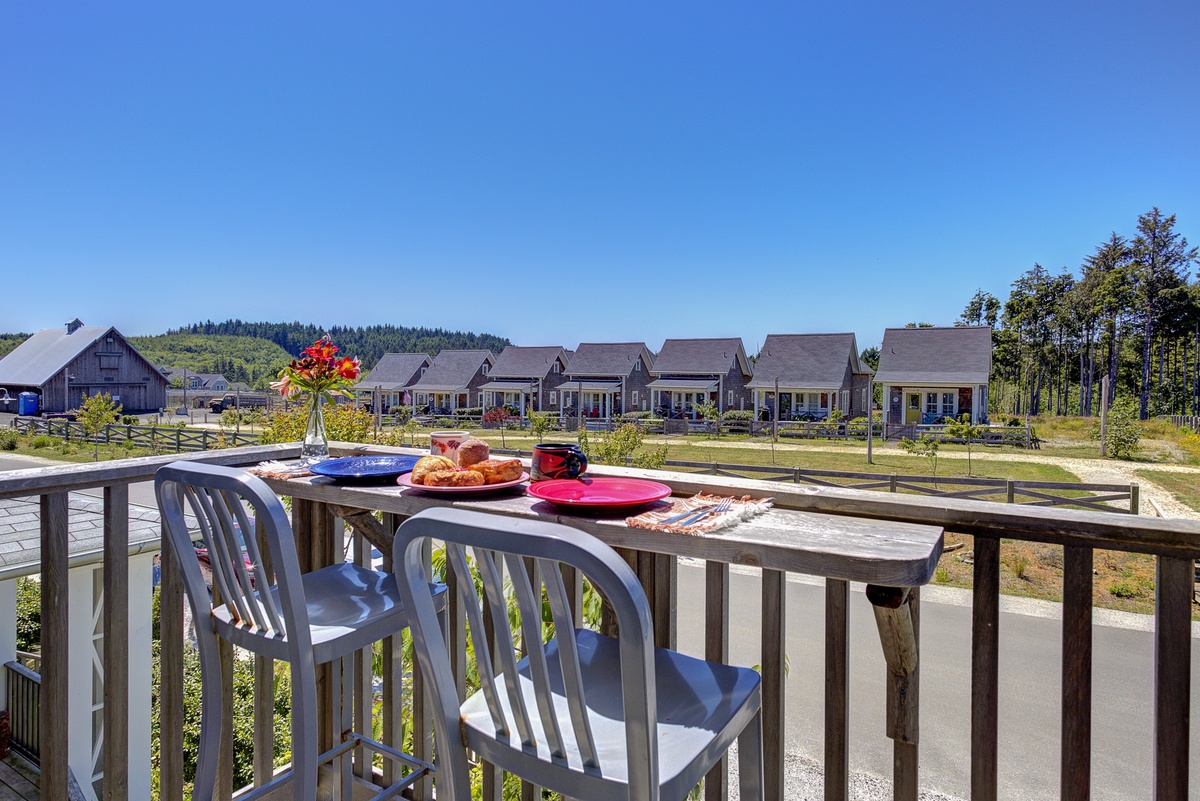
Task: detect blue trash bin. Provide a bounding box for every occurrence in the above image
[17,392,39,416]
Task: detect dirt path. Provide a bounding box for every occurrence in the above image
[642,436,1200,520]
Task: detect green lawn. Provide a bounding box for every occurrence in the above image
[1135,470,1200,514]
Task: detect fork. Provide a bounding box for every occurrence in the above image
[677,497,733,527]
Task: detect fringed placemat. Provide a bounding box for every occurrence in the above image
[626,492,773,535]
[247,461,314,481]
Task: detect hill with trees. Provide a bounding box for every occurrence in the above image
[169,320,510,371]
[129,334,296,390]
[0,334,29,360]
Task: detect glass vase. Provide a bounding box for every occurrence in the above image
[301,394,329,464]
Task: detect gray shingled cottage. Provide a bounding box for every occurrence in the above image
[747,333,873,421]
[406,350,495,413]
[352,352,432,411]
[0,319,168,413]
[874,326,992,424]
[559,342,655,420]
[479,346,571,414]
[647,337,752,418]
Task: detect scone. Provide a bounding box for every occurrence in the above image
[457,438,491,468]
[468,458,523,484]
[411,455,456,485]
[425,468,485,487]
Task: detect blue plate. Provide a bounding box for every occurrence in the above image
[309,455,421,484]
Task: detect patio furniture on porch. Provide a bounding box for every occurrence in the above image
[393,506,765,801]
[155,461,445,801]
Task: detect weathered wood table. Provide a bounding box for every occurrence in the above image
[260,457,944,801]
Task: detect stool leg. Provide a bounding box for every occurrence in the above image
[293,658,320,801]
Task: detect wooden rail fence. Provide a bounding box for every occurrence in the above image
[0,443,1191,801]
[10,418,261,452]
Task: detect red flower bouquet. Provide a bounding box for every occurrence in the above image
[272,335,361,462]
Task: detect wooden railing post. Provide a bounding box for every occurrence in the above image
[704,562,730,801]
[824,579,849,801]
[40,492,70,801]
[972,537,1000,801]
[1154,556,1192,801]
[103,483,130,801]
[1061,544,1094,801]
[159,524,185,801]
[761,570,786,801]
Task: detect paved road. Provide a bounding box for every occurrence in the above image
[675,562,1200,801]
[0,453,159,508]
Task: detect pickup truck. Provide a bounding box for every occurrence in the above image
[208,394,269,413]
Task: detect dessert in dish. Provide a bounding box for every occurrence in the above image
[411,455,456,484]
[457,438,491,468]
[424,468,486,488]
[467,458,523,484]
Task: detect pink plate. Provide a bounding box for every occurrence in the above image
[526,477,672,511]
[397,472,530,494]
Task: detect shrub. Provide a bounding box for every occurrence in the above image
[621,411,654,420]
[1007,555,1030,580]
[1103,400,1142,460]
[16,577,40,652]
[578,423,668,469]
[453,407,484,418]
[1109,582,1140,599]
[721,410,754,421]
[0,429,18,451]
[31,434,55,449]
[120,415,140,425]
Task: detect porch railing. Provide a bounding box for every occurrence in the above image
[5,657,41,764]
[0,442,1195,801]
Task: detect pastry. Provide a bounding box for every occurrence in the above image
[425,468,485,487]
[467,458,523,485]
[457,438,491,468]
[411,455,456,485]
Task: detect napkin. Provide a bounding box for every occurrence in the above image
[626,492,773,535]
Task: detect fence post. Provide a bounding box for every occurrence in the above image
[890,474,898,493]
[203,430,209,450]
[1130,484,1140,515]
[175,429,181,452]
[1006,479,1015,504]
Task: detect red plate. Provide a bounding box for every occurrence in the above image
[397,472,530,494]
[526,477,672,510]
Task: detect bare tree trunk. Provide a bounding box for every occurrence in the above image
[1141,318,1153,419]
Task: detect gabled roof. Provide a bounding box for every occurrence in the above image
[408,350,494,391]
[564,342,653,377]
[747,333,871,390]
[650,338,751,377]
[874,326,992,385]
[489,346,568,380]
[354,353,431,391]
[0,324,120,386]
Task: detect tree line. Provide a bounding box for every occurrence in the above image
[961,207,1198,420]
[170,320,511,370]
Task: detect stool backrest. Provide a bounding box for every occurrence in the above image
[155,461,310,651]
[394,507,660,800]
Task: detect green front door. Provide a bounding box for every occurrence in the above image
[906,393,921,424]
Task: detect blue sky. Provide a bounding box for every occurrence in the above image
[2,1,1198,354]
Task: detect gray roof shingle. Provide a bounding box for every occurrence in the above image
[746,333,870,390]
[651,338,750,377]
[489,346,568,380]
[564,343,652,377]
[0,325,113,386]
[873,326,992,385]
[408,350,494,391]
[354,353,431,391]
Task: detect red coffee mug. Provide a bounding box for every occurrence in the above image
[531,443,588,481]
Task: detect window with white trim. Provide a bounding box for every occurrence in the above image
[632,390,639,404]
[549,391,557,405]
[481,364,489,376]
[926,392,938,414]
[634,359,641,372]
[942,392,956,416]
[727,390,733,405]
[552,362,560,374]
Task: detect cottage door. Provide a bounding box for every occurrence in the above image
[906,393,921,424]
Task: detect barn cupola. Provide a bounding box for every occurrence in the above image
[64,318,84,334]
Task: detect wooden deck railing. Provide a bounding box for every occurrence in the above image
[0,443,1195,801]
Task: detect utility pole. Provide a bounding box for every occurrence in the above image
[867,377,873,464]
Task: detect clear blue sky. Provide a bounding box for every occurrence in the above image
[2,1,1198,354]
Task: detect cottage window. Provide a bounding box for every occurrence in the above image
[549,391,557,406]
[98,353,121,370]
[942,392,956,416]
[634,360,641,372]
[632,390,639,404]
[481,364,489,376]
[926,393,938,414]
[727,390,733,405]
[552,362,560,374]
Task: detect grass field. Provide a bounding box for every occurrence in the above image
[1135,469,1200,514]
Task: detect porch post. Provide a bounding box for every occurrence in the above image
[0,579,14,704]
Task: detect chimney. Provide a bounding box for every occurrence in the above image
[65,318,84,335]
